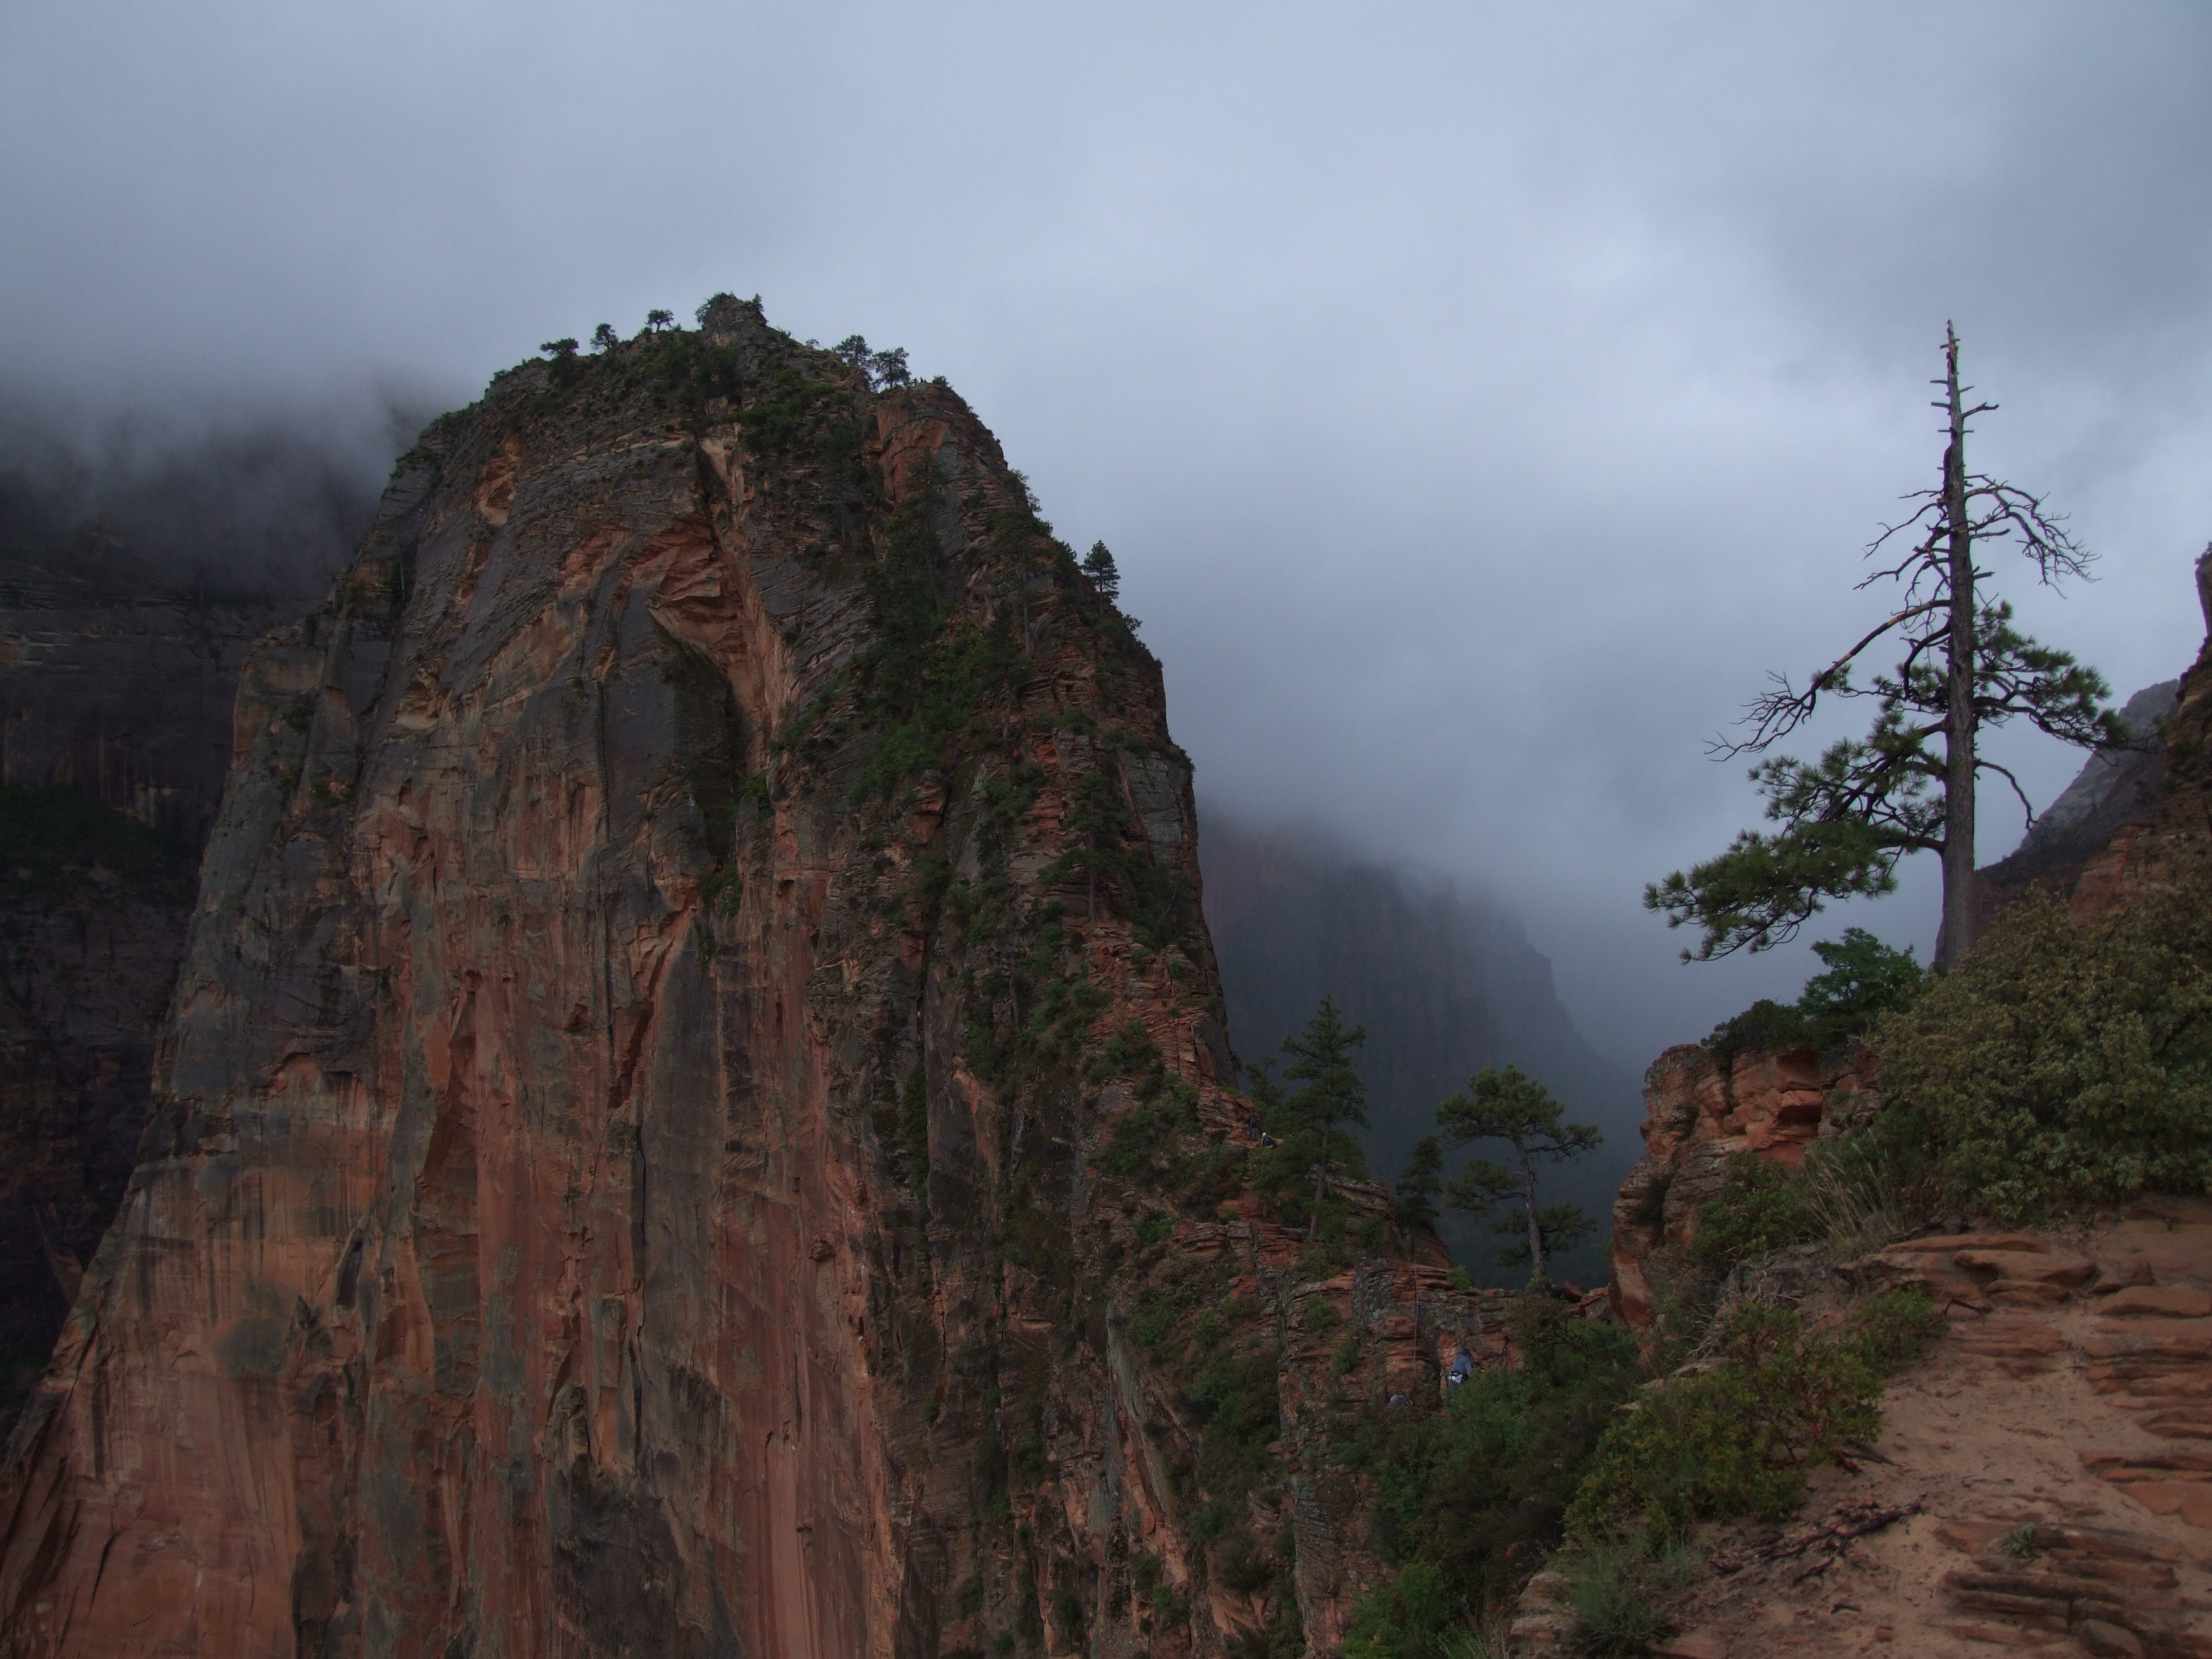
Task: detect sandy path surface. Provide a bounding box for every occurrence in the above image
[1622,1199,2212,1658]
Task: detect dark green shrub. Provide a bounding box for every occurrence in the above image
[1878,884,2212,1219]
[1345,1315,1639,1651]
[1795,927,1923,1049]
[1705,927,1925,1066]
[1186,1346,1281,1477]
[1132,1297,1177,1350]
[1702,997,1808,1068]
[1844,1282,1948,1374]
[1689,1154,1818,1275]
[1566,1288,1941,1544]
[1341,1561,1455,1658]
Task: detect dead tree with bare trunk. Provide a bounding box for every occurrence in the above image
[1647,325,2128,970]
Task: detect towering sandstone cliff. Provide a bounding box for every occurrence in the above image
[0,301,1473,1656]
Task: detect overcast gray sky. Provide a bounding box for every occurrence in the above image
[6,1,2209,1062]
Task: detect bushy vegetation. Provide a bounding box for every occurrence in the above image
[1704,927,1923,1065]
[1565,1288,1941,1547]
[1341,1301,1641,1657]
[1563,1542,1700,1658]
[1688,1154,1819,1275]
[1689,1112,1932,1280]
[0,784,192,899]
[1880,880,2212,1219]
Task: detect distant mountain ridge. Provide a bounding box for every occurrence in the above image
[1200,812,1641,1282]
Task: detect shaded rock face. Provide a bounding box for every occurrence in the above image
[1604,1042,1875,1329]
[0,499,334,1444]
[0,304,1467,1657]
[1973,678,2177,934]
[2069,554,2212,923]
[0,849,192,1439]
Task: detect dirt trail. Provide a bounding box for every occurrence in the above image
[1625,1198,2212,1658]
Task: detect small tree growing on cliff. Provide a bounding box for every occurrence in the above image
[1438,1065,1601,1285]
[1081,541,1121,606]
[1646,326,2127,970]
[644,308,675,333]
[1281,996,1371,1225]
[831,335,914,391]
[1395,1134,1444,1233]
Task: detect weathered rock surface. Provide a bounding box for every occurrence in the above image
[2068,550,2212,924]
[0,303,1473,1656]
[1604,1041,1877,1328]
[1640,1198,2212,1658]
[1973,678,2178,935]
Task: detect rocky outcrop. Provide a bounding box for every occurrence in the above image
[1632,1199,2212,1658]
[2071,554,2212,924]
[1605,1041,1877,1328]
[0,303,1470,1657]
[1973,678,2177,934]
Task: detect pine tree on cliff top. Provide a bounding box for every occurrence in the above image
[1646,326,2128,970]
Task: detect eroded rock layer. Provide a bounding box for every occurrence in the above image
[0,301,1464,1658]
[1605,1042,1878,1329]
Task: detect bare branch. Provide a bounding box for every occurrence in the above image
[1710,601,1948,759]
[1976,757,2036,831]
[1966,478,2096,585]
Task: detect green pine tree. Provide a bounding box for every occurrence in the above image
[1282,995,1370,1228]
[1438,1065,1601,1284]
[1395,1134,1443,1233]
[1646,328,2125,969]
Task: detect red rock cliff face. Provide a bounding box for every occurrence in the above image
[1606,1043,1876,1329]
[0,302,1465,1658]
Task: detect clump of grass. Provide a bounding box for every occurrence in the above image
[1796,1119,1930,1260]
[1564,1540,1700,1657]
[1691,1113,1934,1283]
